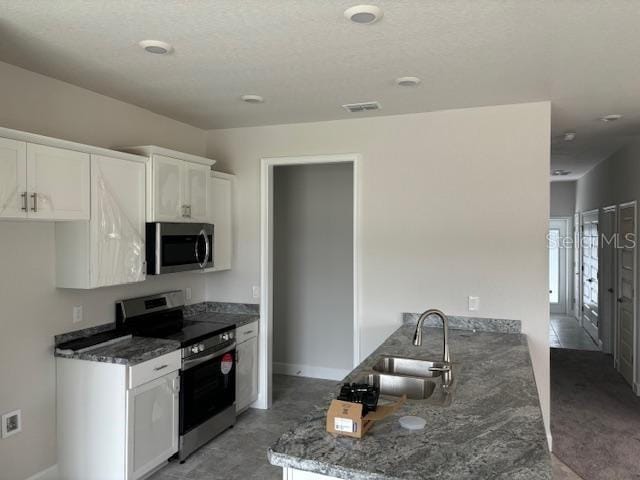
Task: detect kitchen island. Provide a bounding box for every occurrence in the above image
[268,322,551,480]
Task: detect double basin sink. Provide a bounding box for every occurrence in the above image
[356,356,457,406]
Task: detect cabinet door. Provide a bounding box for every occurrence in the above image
[236,336,259,412]
[90,155,146,287]
[184,162,210,222]
[151,155,184,222]
[0,138,27,219]
[209,175,232,270]
[26,144,90,220]
[127,371,179,480]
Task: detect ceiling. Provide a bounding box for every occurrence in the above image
[1,1,640,179]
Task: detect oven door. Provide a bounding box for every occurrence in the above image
[147,223,214,274]
[180,343,235,435]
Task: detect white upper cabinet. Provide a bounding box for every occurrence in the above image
[56,153,147,289]
[0,137,27,219]
[184,162,210,222]
[120,146,215,223]
[208,172,233,271]
[152,154,184,221]
[26,144,90,220]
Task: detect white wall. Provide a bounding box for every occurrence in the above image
[205,102,551,432]
[550,181,576,217]
[576,139,640,212]
[273,163,354,376]
[0,61,208,480]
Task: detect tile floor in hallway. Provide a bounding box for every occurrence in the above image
[148,374,338,480]
[549,315,599,351]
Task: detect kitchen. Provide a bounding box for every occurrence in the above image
[0,2,567,480]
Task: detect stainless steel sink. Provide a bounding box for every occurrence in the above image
[373,356,448,378]
[358,373,437,400]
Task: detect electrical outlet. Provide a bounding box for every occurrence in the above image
[252,286,260,299]
[1,410,21,438]
[185,288,192,301]
[468,296,480,312]
[72,306,83,323]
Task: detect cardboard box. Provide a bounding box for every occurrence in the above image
[326,396,406,438]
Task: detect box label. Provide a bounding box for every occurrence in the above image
[334,417,356,433]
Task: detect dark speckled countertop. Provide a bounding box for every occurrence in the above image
[55,336,180,366]
[268,324,551,480]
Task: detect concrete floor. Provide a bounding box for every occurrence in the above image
[549,315,599,351]
[148,374,337,480]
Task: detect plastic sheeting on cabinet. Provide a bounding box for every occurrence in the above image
[93,164,144,286]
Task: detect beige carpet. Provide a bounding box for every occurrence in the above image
[551,348,640,480]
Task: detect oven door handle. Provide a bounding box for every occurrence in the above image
[182,343,235,371]
[195,229,210,269]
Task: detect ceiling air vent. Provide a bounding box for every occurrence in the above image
[342,101,381,113]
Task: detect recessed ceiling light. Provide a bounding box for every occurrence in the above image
[600,114,623,123]
[395,76,421,87]
[344,5,383,24]
[241,94,264,104]
[563,131,576,141]
[552,169,571,176]
[139,40,173,55]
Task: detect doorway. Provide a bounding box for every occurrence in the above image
[600,206,617,354]
[582,210,599,343]
[257,153,360,409]
[616,201,636,388]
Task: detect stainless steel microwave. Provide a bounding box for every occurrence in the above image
[146,223,214,274]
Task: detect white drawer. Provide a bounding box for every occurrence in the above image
[237,320,259,343]
[128,350,181,389]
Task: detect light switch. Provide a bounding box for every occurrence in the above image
[72,306,83,323]
[252,286,260,299]
[468,296,480,312]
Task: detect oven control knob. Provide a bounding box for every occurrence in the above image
[222,333,229,341]
[198,343,205,352]
[191,345,199,354]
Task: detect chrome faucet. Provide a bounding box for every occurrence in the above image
[413,308,451,364]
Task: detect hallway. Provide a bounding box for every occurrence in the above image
[549,315,599,351]
[551,348,640,480]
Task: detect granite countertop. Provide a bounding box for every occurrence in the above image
[185,311,259,329]
[268,325,551,480]
[55,336,180,366]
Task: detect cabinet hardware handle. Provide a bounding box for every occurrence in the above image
[21,192,28,212]
[30,192,38,212]
[244,330,254,335]
[154,364,168,371]
[187,205,192,218]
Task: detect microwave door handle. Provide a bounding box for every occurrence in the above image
[195,229,209,269]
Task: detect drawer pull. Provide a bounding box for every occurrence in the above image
[153,364,168,371]
[244,330,255,335]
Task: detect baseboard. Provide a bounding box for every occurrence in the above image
[273,362,350,381]
[26,465,58,480]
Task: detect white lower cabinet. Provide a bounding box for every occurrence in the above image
[236,320,259,412]
[57,351,180,480]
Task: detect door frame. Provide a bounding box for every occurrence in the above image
[574,212,581,321]
[549,217,571,315]
[256,153,361,409]
[616,201,638,393]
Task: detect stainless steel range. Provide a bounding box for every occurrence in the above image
[116,291,236,461]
